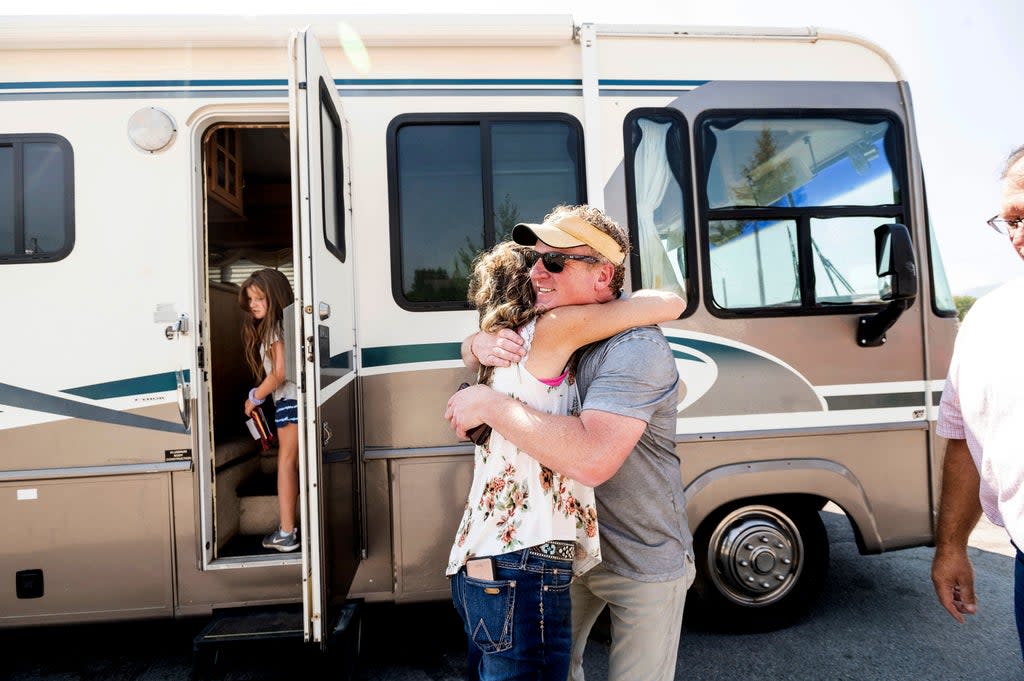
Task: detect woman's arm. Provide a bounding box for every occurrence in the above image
[527,289,682,377]
[540,289,682,347]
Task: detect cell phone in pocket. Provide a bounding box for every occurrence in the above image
[465,556,495,581]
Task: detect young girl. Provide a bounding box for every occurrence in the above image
[239,268,300,553]
[446,240,684,680]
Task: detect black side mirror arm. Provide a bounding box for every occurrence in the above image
[857,298,911,347]
[857,223,917,348]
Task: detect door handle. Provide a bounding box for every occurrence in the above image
[165,313,190,340]
[318,302,331,321]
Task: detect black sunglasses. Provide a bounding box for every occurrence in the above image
[523,250,601,273]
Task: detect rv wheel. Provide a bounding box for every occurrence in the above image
[691,501,828,632]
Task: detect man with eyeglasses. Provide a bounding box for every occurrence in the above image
[932,144,1024,659]
[447,204,694,681]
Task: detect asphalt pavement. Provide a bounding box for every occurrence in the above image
[3,510,1020,680]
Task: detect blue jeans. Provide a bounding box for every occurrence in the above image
[1015,547,1024,660]
[451,547,573,681]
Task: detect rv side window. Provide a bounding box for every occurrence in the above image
[922,180,957,317]
[698,113,908,315]
[624,109,695,311]
[0,134,74,263]
[388,114,585,309]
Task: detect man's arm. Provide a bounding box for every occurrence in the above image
[445,384,644,487]
[930,437,982,623]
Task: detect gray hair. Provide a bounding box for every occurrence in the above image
[1001,144,1024,179]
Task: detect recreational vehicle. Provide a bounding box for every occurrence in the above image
[0,13,958,647]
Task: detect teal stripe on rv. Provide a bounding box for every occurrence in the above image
[0,79,286,89]
[362,343,461,368]
[329,350,353,370]
[600,79,708,87]
[62,371,190,400]
[0,78,578,90]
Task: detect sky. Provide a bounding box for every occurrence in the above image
[2,0,1020,295]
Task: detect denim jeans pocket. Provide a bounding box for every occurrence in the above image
[545,567,573,592]
[457,573,517,654]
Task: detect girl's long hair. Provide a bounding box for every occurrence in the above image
[467,242,538,385]
[238,269,295,382]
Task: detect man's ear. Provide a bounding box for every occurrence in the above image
[593,262,614,290]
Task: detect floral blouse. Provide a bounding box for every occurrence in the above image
[446,319,601,577]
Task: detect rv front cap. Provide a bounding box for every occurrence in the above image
[512,215,625,266]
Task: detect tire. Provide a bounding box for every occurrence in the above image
[690,500,829,632]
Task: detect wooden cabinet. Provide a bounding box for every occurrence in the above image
[206,128,243,216]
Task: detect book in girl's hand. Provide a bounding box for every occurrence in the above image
[246,406,275,451]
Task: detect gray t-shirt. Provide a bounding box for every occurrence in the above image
[576,325,693,582]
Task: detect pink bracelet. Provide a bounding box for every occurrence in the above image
[248,388,264,406]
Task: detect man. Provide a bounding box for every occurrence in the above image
[931,144,1024,658]
[447,204,694,681]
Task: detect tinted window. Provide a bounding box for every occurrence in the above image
[0,135,74,263]
[0,145,13,255]
[491,122,580,242]
[391,116,584,307]
[397,124,484,304]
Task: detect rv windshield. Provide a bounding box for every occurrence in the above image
[700,114,906,313]
[705,118,897,209]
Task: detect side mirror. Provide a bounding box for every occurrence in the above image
[858,223,917,347]
[875,223,917,301]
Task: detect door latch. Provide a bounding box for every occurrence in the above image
[165,313,190,340]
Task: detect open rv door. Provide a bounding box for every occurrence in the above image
[289,28,361,646]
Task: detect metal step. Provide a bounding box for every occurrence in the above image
[191,601,361,680]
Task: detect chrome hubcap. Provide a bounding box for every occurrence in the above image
[707,505,803,606]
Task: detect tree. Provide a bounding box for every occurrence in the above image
[954,295,976,321]
[732,126,797,207]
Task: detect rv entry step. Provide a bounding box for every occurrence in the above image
[191,600,361,680]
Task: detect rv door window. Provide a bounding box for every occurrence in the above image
[319,77,346,261]
[0,134,74,263]
[709,218,801,309]
[698,113,907,316]
[389,114,585,309]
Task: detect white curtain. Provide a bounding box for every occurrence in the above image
[635,119,685,296]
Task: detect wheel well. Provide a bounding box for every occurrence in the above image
[684,458,882,552]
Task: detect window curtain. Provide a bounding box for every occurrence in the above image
[635,118,685,297]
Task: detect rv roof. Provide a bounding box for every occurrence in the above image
[0,14,578,49]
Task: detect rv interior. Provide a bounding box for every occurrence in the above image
[202,123,297,559]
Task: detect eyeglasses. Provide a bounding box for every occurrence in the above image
[987,214,1024,235]
[523,250,601,273]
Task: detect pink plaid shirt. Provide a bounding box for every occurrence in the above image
[937,278,1024,549]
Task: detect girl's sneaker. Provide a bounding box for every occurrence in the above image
[262,527,300,552]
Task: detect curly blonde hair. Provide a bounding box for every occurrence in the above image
[467,241,538,385]
[542,204,631,294]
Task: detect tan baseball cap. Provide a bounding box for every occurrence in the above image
[512,214,626,266]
